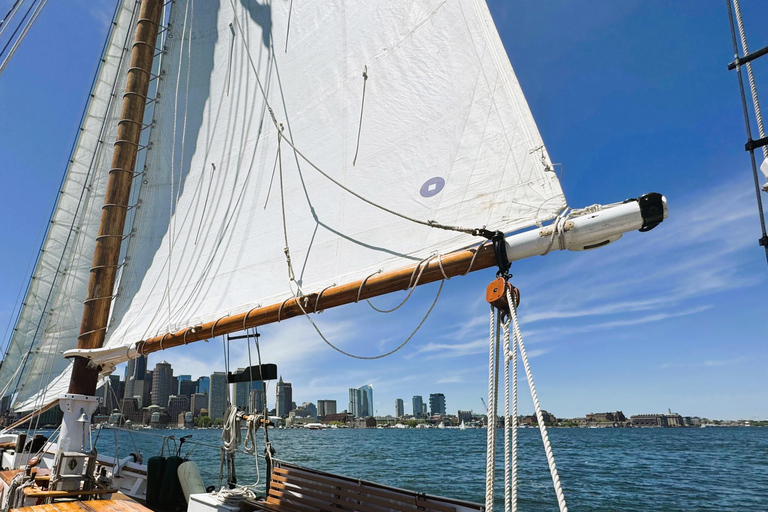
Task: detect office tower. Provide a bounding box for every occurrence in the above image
[348,388,359,417]
[395,398,404,418]
[233,368,250,409]
[167,395,190,420]
[249,382,265,414]
[412,396,424,417]
[177,375,192,394]
[208,372,228,420]
[124,355,147,399]
[179,378,197,398]
[151,361,174,408]
[348,384,373,417]
[197,376,210,395]
[190,393,208,417]
[301,402,317,420]
[276,376,293,417]
[317,400,336,420]
[429,393,446,416]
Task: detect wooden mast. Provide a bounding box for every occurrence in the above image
[69,0,163,395]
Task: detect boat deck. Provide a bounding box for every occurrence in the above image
[12,494,150,512]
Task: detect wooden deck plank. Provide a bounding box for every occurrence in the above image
[12,499,151,512]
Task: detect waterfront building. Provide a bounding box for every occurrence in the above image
[412,396,424,418]
[190,393,207,417]
[120,397,143,425]
[276,376,294,417]
[349,384,374,417]
[151,361,174,408]
[317,400,336,420]
[395,398,404,418]
[167,395,190,420]
[233,368,250,409]
[300,402,317,420]
[458,410,473,424]
[97,375,123,414]
[322,412,350,425]
[208,372,228,420]
[429,393,446,416]
[249,382,265,413]
[197,376,210,395]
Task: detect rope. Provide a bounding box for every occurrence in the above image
[352,66,368,166]
[484,306,497,512]
[726,0,768,266]
[506,285,567,512]
[510,310,519,512]
[502,312,512,512]
[733,0,768,161]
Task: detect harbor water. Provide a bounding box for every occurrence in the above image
[88,426,766,511]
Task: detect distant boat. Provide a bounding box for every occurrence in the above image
[459,421,467,430]
[304,423,324,430]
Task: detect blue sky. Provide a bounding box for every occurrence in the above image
[0,1,766,420]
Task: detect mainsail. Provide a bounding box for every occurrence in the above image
[8,0,570,409]
[1,1,140,412]
[104,0,566,348]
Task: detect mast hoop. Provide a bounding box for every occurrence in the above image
[126,65,151,78]
[77,326,108,340]
[82,294,116,304]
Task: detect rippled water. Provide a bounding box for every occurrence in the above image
[92,426,767,511]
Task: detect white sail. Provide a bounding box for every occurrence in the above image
[101,0,566,350]
[1,1,140,412]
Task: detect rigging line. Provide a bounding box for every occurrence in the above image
[167,0,192,333]
[0,0,48,77]
[227,0,487,238]
[0,0,22,42]
[291,277,444,360]
[732,0,768,161]
[352,66,368,166]
[195,163,216,245]
[726,0,768,266]
[0,0,36,63]
[284,0,292,53]
[364,253,431,313]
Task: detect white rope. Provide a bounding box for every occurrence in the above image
[506,286,568,512]
[502,312,513,512]
[485,306,499,512]
[510,310,518,512]
[733,0,768,161]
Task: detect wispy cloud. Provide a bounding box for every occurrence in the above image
[660,356,750,369]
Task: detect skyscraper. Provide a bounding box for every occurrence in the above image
[412,396,424,417]
[179,378,197,398]
[233,368,249,409]
[151,361,173,408]
[249,382,265,414]
[395,398,404,418]
[208,372,228,420]
[177,375,192,394]
[124,355,147,400]
[197,376,210,395]
[276,376,293,417]
[317,400,336,420]
[191,393,208,417]
[349,385,374,417]
[429,393,446,416]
